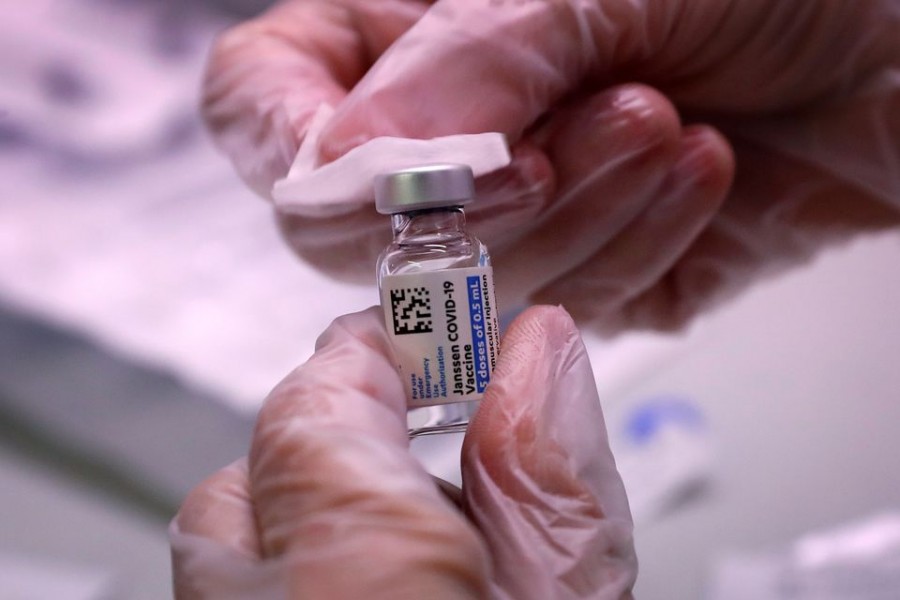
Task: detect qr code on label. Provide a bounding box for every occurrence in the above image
[389,287,432,335]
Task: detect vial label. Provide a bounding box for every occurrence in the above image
[381,266,500,407]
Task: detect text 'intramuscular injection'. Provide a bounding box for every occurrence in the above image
[375,164,500,437]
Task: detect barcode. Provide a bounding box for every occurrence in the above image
[389,287,432,335]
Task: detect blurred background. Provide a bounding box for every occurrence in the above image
[2,1,899,598]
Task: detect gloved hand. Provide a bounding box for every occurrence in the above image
[203,0,900,333]
[171,305,636,599]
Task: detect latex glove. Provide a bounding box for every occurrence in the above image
[171,305,636,599]
[203,0,900,333]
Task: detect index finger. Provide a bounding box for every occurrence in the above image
[318,0,604,159]
[202,0,432,196]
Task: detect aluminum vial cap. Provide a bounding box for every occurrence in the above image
[374,164,475,215]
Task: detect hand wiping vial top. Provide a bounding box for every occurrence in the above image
[201,0,900,334]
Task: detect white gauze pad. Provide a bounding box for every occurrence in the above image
[272,105,512,217]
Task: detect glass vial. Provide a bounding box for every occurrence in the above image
[375,164,500,437]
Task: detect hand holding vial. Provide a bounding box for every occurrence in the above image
[203,0,900,334]
[171,306,636,599]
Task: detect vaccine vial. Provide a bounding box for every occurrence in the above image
[375,164,500,437]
